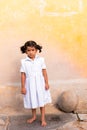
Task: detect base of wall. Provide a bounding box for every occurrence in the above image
[0,84,87,113]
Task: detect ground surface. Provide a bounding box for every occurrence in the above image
[0,104,87,130]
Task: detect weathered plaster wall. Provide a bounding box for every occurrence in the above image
[0,0,87,112]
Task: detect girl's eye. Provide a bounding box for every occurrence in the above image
[27,49,35,51]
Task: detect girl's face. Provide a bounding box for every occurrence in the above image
[26,46,37,59]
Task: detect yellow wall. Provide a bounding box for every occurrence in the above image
[0,0,87,86]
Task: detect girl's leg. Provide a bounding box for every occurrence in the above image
[27,109,36,123]
[40,106,47,126]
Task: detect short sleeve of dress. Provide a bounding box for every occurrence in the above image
[41,58,46,69]
[20,60,26,73]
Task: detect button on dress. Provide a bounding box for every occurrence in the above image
[20,55,52,109]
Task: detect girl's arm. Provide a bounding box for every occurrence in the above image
[21,72,26,94]
[42,69,49,90]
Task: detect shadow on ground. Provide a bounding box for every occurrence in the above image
[8,113,75,130]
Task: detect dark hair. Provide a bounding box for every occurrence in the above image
[20,40,42,53]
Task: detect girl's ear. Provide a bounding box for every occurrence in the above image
[25,50,27,54]
[35,48,37,52]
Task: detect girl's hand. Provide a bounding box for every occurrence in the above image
[21,87,26,95]
[45,83,49,90]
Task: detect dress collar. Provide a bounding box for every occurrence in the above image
[25,55,39,61]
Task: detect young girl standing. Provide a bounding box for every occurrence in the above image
[20,41,52,126]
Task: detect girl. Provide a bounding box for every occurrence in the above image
[20,40,52,126]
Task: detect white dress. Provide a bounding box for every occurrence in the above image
[20,55,52,109]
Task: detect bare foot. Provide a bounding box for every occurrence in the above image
[27,117,36,124]
[41,120,47,127]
